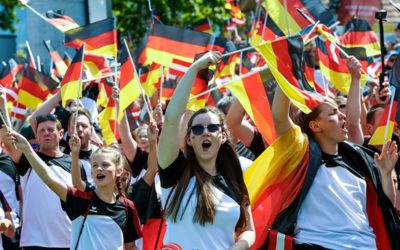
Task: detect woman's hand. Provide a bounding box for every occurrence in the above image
[111,85,120,104]
[4,127,30,151]
[69,132,82,155]
[192,51,223,71]
[153,103,163,125]
[346,56,362,80]
[147,120,159,142]
[375,140,398,176]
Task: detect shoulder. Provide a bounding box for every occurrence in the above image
[67,186,93,200]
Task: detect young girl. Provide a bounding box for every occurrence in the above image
[5,130,142,250]
[267,57,400,249]
[158,51,255,249]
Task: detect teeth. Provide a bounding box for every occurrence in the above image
[203,141,211,144]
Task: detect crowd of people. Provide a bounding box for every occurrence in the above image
[1,27,400,250]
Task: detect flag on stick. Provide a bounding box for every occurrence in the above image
[45,10,79,32]
[43,40,68,76]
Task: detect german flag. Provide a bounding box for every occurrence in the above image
[191,18,212,34]
[207,37,226,53]
[388,54,400,125]
[43,40,68,76]
[335,18,380,57]
[303,49,316,88]
[133,31,151,66]
[257,34,325,113]
[45,10,79,33]
[263,0,334,36]
[97,79,111,108]
[64,52,72,66]
[84,52,111,78]
[187,76,208,111]
[64,17,117,58]
[118,44,141,122]
[170,58,191,77]
[17,67,50,110]
[146,23,210,67]
[161,80,175,101]
[316,37,368,95]
[251,8,281,46]
[0,64,13,88]
[227,68,277,145]
[142,62,162,97]
[241,48,258,74]
[139,66,150,83]
[60,44,85,107]
[98,98,120,145]
[230,1,246,26]
[369,87,398,145]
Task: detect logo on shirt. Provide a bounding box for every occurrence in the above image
[89,206,97,213]
[161,243,183,250]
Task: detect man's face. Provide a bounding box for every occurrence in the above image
[367,109,384,136]
[387,55,398,69]
[68,114,92,150]
[36,120,62,151]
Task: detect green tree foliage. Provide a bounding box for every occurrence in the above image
[112,0,229,44]
[0,0,23,33]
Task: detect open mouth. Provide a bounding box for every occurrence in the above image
[202,140,212,151]
[341,121,348,132]
[96,173,105,181]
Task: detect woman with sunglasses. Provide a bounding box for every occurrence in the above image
[158,51,255,250]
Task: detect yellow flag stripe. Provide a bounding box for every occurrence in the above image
[61,79,81,107]
[146,48,194,67]
[227,78,255,119]
[18,90,44,110]
[368,121,394,146]
[118,79,141,122]
[264,0,302,36]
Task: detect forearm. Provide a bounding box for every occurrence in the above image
[90,127,103,145]
[272,85,292,137]
[346,77,363,145]
[0,100,11,128]
[360,101,369,136]
[229,231,255,250]
[71,152,86,191]
[118,110,137,162]
[179,110,193,152]
[381,172,396,204]
[226,99,254,147]
[143,138,158,186]
[30,92,61,132]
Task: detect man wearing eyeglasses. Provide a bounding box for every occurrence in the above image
[0,106,75,249]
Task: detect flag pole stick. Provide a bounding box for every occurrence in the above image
[283,0,291,35]
[37,56,41,72]
[304,21,340,45]
[251,8,263,41]
[2,62,6,66]
[239,52,243,76]
[25,41,36,69]
[123,39,154,120]
[74,43,86,134]
[389,1,400,11]
[113,54,118,141]
[82,72,120,83]
[160,65,164,103]
[24,4,50,24]
[189,66,268,101]
[383,87,396,144]
[322,75,328,98]
[222,46,257,58]
[303,20,320,43]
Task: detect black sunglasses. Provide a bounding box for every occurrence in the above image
[35,114,58,122]
[190,124,221,136]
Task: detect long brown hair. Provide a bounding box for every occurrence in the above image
[164,107,249,230]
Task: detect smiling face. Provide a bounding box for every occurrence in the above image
[91,152,122,188]
[186,112,226,162]
[36,120,63,151]
[310,102,348,143]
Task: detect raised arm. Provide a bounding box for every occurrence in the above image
[111,86,138,163]
[226,98,255,147]
[29,91,61,134]
[158,52,222,169]
[0,85,22,163]
[345,57,363,145]
[5,129,68,201]
[272,85,293,137]
[142,121,159,186]
[69,132,86,191]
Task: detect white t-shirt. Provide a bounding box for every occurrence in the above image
[17,153,74,248]
[294,152,377,250]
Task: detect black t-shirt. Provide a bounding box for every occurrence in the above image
[130,147,148,177]
[321,149,365,179]
[235,141,256,161]
[66,186,142,245]
[248,127,266,158]
[363,137,400,190]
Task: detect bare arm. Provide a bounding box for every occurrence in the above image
[111,86,138,162]
[0,212,15,238]
[229,206,255,250]
[158,52,222,169]
[179,110,194,152]
[142,121,159,186]
[226,99,255,147]
[69,132,86,191]
[5,130,68,202]
[345,57,363,145]
[124,241,139,250]
[29,91,61,134]
[272,85,293,138]
[360,97,369,136]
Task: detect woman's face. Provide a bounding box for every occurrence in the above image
[187,112,226,162]
[311,103,348,143]
[91,152,122,188]
[114,172,130,193]
[138,129,149,150]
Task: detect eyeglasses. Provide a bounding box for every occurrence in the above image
[190,124,221,136]
[390,58,397,63]
[35,114,57,122]
[138,135,148,140]
[31,144,39,149]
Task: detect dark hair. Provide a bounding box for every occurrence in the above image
[294,99,338,138]
[216,96,236,115]
[164,106,249,230]
[366,104,386,125]
[36,118,63,133]
[68,108,93,129]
